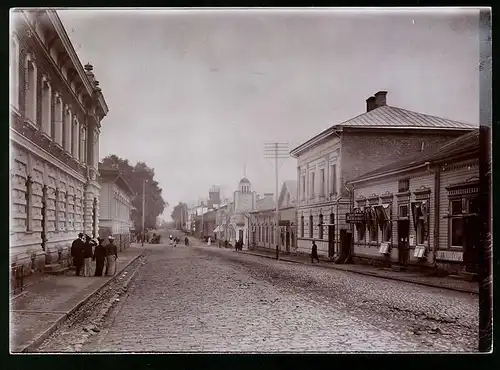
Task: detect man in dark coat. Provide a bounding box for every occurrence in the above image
[311,240,319,263]
[71,233,85,276]
[93,238,107,276]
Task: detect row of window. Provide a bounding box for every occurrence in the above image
[299,213,335,239]
[11,35,90,165]
[300,164,337,200]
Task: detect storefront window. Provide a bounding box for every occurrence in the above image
[448,196,477,248]
[356,223,366,242]
[366,208,378,242]
[412,201,430,245]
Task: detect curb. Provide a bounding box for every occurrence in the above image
[240,251,478,295]
[19,250,147,353]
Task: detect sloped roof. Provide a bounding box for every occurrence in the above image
[349,129,479,183]
[252,196,275,212]
[239,177,251,184]
[284,180,298,201]
[99,166,135,196]
[337,105,476,130]
[291,104,477,157]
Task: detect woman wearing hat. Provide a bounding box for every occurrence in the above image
[92,238,107,276]
[105,235,118,276]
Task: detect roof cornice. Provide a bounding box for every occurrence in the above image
[45,10,94,97]
[290,127,339,157]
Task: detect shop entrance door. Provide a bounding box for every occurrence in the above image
[286,230,290,252]
[397,220,410,269]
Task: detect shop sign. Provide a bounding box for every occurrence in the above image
[436,250,463,262]
[346,212,366,223]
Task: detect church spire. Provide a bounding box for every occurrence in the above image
[244,163,247,178]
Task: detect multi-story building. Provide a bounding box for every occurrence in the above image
[347,130,480,277]
[98,165,135,250]
[10,10,108,275]
[290,91,476,259]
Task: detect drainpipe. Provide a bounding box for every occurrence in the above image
[432,164,440,266]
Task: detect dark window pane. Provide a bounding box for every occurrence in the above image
[398,179,409,192]
[399,205,409,217]
[451,200,463,215]
[468,197,480,214]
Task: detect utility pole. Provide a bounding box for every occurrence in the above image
[264,142,289,260]
[478,8,492,353]
[141,179,146,247]
[201,200,205,240]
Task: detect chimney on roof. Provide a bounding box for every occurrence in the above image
[366,96,376,112]
[374,91,388,108]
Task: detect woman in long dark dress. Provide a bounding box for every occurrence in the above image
[93,238,106,276]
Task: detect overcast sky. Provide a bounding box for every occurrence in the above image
[58,8,480,219]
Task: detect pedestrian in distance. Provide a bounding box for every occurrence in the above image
[184,236,189,246]
[82,235,94,276]
[311,240,320,263]
[105,235,118,276]
[93,238,107,276]
[71,233,85,276]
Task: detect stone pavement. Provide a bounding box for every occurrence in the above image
[10,245,145,353]
[80,243,477,352]
[239,247,478,295]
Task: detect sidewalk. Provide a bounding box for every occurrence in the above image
[240,248,479,295]
[10,245,145,353]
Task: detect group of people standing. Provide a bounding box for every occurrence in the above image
[71,233,118,277]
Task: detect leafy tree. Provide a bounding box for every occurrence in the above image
[101,155,168,231]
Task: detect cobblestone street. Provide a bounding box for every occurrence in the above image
[78,239,478,352]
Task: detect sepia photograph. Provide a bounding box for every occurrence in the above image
[9,7,491,354]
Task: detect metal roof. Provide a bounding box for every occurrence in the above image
[337,105,477,130]
[349,129,479,183]
[252,196,275,212]
[290,105,477,157]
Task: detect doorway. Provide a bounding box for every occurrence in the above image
[328,213,335,258]
[286,230,290,252]
[238,229,243,243]
[397,220,410,269]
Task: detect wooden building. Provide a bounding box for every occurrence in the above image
[347,130,480,277]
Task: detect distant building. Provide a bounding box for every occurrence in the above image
[249,194,275,250]
[10,10,108,275]
[98,165,135,250]
[347,130,479,276]
[290,91,476,259]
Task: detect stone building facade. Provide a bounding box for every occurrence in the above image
[348,130,480,276]
[290,91,476,259]
[98,166,135,251]
[10,10,108,275]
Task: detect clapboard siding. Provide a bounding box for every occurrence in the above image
[352,169,435,264]
[438,159,479,251]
